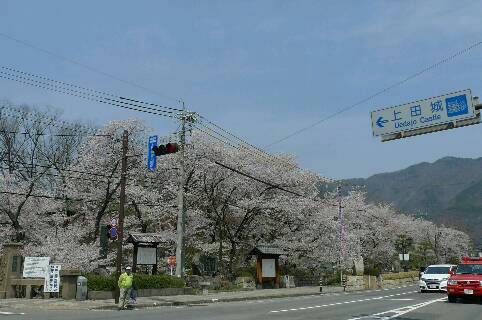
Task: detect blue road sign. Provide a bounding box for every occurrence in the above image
[147,135,158,171]
[371,89,475,136]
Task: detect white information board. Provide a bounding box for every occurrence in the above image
[23,257,50,278]
[137,247,157,265]
[399,254,410,261]
[262,259,276,277]
[44,264,61,293]
[371,89,475,136]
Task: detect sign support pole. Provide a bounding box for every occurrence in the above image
[115,130,128,304]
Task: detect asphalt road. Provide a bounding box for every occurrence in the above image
[1,285,480,320]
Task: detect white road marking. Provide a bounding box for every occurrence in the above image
[347,297,445,320]
[389,298,414,301]
[269,290,418,313]
[0,311,25,315]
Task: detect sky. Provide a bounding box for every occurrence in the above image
[1,0,482,179]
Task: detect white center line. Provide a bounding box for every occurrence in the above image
[269,290,419,313]
[0,311,26,315]
[347,297,446,320]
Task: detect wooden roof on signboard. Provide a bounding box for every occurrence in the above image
[127,232,165,244]
[249,245,285,256]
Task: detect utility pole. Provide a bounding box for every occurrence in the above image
[337,185,345,286]
[175,102,187,278]
[115,130,128,304]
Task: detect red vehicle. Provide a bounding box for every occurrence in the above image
[446,256,482,303]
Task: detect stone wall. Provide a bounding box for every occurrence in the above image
[346,275,418,291]
[88,287,194,300]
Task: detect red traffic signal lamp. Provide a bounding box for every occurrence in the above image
[152,143,179,156]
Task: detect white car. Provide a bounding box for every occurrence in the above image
[419,264,456,292]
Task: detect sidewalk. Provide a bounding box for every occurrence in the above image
[0,284,416,311]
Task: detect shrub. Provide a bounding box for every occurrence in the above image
[84,273,185,291]
[85,274,116,291]
[133,273,185,289]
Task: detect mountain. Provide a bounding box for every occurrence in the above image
[346,157,482,247]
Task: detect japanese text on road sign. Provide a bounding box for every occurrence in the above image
[371,89,475,136]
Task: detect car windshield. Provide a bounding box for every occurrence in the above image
[456,264,482,274]
[424,266,450,274]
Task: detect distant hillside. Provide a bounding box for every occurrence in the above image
[346,157,482,247]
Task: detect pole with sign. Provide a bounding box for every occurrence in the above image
[371,89,480,141]
[147,135,158,171]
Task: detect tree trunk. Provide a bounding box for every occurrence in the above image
[228,240,237,280]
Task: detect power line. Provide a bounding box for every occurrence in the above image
[0,166,110,184]
[197,116,295,167]
[0,32,181,104]
[266,39,482,148]
[192,124,299,171]
[1,158,180,191]
[0,189,167,207]
[211,159,303,197]
[0,190,95,203]
[1,66,304,173]
[1,159,119,180]
[1,66,307,177]
[0,129,110,138]
[1,66,183,113]
[0,69,178,119]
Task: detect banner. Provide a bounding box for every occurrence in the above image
[23,257,50,278]
[44,264,61,293]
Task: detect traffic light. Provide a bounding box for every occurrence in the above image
[152,143,179,156]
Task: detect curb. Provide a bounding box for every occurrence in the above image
[90,288,357,310]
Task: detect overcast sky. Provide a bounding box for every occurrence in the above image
[1,0,482,179]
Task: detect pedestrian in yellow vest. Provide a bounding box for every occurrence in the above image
[118,266,133,310]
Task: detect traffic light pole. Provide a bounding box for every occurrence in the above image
[115,130,128,304]
[175,102,187,278]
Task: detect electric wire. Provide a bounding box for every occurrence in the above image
[0,166,110,184]
[0,72,177,121]
[2,66,300,172]
[0,130,110,138]
[0,69,177,118]
[192,123,299,172]
[1,159,120,179]
[212,159,303,197]
[195,119,298,171]
[0,190,96,203]
[1,66,183,113]
[197,115,295,168]
[1,66,308,177]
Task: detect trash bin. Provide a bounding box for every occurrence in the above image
[199,282,210,295]
[76,276,88,301]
